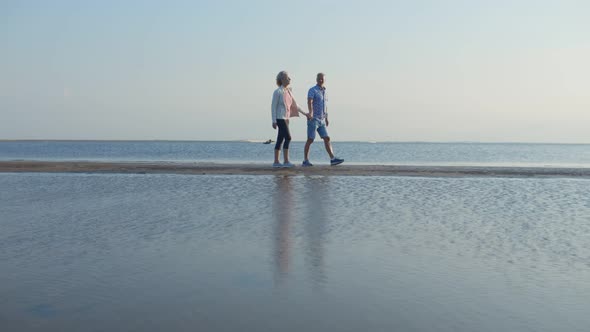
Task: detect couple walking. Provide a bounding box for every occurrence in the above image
[271,71,344,167]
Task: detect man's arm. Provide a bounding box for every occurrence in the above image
[306,98,313,120]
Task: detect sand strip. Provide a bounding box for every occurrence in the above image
[1,161,590,178]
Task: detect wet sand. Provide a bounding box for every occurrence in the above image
[1,160,590,178]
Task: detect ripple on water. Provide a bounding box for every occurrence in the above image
[1,173,590,331]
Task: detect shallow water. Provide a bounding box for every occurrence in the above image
[1,173,589,331]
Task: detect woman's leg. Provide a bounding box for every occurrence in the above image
[274,120,286,163]
[281,120,292,163]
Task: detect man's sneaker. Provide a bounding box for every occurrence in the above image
[302,160,314,167]
[273,162,283,168]
[282,162,295,168]
[330,157,344,166]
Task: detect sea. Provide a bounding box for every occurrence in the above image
[1,141,590,331]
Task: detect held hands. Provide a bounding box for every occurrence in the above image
[326,118,329,127]
[272,122,277,129]
[306,112,312,120]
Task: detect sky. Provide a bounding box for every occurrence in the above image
[1,0,589,142]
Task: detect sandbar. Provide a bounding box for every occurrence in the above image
[1,160,590,178]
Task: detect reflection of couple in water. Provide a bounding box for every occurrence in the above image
[273,176,328,288]
[270,71,344,168]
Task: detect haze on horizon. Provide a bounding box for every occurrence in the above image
[1,0,589,143]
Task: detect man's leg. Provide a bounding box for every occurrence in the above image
[304,119,317,162]
[304,139,313,161]
[317,121,335,160]
[322,136,335,160]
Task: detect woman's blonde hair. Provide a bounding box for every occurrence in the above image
[276,70,289,86]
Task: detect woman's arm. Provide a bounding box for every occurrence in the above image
[271,89,279,126]
[287,88,307,117]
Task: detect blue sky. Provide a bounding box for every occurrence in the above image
[1,0,589,142]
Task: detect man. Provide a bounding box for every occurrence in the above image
[302,73,344,166]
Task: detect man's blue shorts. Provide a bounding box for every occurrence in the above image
[307,118,329,140]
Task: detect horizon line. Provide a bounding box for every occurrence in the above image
[1,139,590,145]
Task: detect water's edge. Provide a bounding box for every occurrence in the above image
[2,160,590,178]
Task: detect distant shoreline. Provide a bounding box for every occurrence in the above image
[1,161,589,178]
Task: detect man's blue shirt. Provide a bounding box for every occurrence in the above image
[307,85,327,119]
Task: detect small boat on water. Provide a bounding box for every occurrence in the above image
[263,139,273,144]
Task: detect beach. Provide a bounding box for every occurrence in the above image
[4,0,590,329]
[2,160,590,178]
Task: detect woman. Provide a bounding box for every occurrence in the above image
[271,71,304,167]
